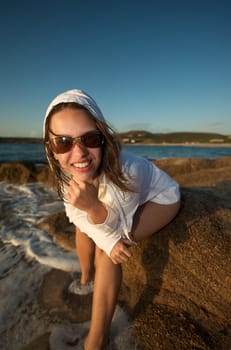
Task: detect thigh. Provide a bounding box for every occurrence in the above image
[131,200,180,242]
[94,246,122,286]
[75,227,96,252]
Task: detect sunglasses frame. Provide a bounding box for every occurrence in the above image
[47,129,104,154]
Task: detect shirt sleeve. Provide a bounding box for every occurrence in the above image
[64,201,122,255]
[119,152,180,232]
[122,152,180,205]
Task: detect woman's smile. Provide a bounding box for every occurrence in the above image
[72,160,91,169]
[49,108,103,182]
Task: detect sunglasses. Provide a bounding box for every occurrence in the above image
[47,129,104,154]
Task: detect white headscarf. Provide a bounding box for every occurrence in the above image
[43,89,105,136]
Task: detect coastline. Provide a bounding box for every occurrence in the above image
[124,142,231,147]
[0,136,231,148]
[1,143,231,165]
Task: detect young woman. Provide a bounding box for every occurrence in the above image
[43,89,180,350]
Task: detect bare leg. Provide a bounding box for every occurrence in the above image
[84,248,122,350]
[76,227,95,284]
[131,200,181,242]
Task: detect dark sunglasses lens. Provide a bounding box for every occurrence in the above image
[51,137,73,153]
[83,132,103,147]
[49,132,103,153]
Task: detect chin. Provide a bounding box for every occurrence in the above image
[72,172,94,182]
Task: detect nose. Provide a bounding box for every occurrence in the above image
[71,140,88,155]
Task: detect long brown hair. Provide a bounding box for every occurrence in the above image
[44,102,132,198]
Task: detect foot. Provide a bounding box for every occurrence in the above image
[68,278,94,295]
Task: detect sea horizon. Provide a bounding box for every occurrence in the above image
[0,143,231,163]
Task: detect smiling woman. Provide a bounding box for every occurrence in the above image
[43,89,180,350]
[43,96,130,200]
[47,107,104,185]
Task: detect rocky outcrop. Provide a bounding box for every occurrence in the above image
[1,156,231,187]
[121,184,231,349]
[154,156,231,187]
[36,212,76,252]
[1,157,231,349]
[0,161,54,186]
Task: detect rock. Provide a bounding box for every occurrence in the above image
[37,186,231,348]
[2,157,231,349]
[133,304,217,350]
[119,184,231,349]
[35,163,54,186]
[36,212,76,252]
[1,156,230,188]
[0,161,37,183]
[154,156,231,187]
[21,333,50,350]
[0,161,54,186]
[38,269,92,323]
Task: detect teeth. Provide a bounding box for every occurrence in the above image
[73,161,89,168]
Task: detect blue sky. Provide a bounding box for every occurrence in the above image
[0,0,230,137]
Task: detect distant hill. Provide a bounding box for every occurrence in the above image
[119,131,231,144]
[0,131,231,145]
[0,137,43,144]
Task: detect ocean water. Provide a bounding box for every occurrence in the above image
[0,143,231,163]
[124,144,231,159]
[0,181,79,271]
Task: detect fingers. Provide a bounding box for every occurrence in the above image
[122,239,137,247]
[65,178,98,210]
[110,240,133,264]
[69,178,97,189]
[65,180,80,204]
[69,178,81,191]
[65,178,79,196]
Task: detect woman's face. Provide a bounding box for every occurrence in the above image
[49,107,103,183]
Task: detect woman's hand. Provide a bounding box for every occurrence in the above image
[65,178,107,224]
[110,239,135,264]
[66,178,99,210]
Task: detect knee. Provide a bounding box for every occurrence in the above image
[95,247,111,267]
[95,247,107,260]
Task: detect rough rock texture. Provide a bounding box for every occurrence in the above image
[38,269,93,323]
[154,156,231,187]
[36,212,76,252]
[0,161,54,186]
[1,157,231,349]
[22,333,50,350]
[121,185,231,349]
[1,156,231,188]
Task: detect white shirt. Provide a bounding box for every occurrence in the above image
[64,151,180,255]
